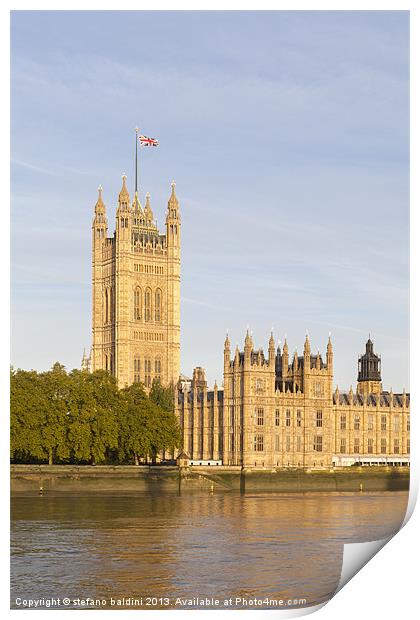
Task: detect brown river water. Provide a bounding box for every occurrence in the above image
[10,491,408,610]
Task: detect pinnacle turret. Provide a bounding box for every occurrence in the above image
[304,332,311,354]
[93,185,108,239]
[166,180,180,224]
[118,174,130,204]
[144,192,154,222]
[327,333,332,352]
[234,346,240,364]
[326,333,333,371]
[95,185,105,211]
[334,385,340,402]
[81,347,91,372]
[244,328,253,350]
[166,181,180,248]
[168,180,179,207]
[132,190,143,213]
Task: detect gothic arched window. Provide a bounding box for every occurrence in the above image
[104,289,109,324]
[155,358,161,381]
[145,358,151,387]
[144,288,152,322]
[134,357,141,383]
[134,287,142,320]
[155,289,162,322]
[109,287,113,322]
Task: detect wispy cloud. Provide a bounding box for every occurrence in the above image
[12,158,55,175]
[11,157,91,177]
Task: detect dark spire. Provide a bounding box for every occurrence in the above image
[358,337,381,382]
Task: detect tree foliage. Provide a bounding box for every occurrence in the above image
[10,365,181,465]
[149,379,175,412]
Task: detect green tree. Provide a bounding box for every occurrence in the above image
[119,383,181,464]
[40,363,71,464]
[67,370,120,464]
[146,399,181,464]
[10,368,47,462]
[11,363,181,466]
[118,383,150,465]
[149,379,175,412]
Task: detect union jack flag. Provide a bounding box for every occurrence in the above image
[139,135,159,147]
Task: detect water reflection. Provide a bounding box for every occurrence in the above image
[11,491,408,609]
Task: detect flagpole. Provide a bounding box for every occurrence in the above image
[135,127,139,195]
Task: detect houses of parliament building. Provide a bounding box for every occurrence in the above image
[85,175,410,469]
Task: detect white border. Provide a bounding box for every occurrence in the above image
[2,3,417,620]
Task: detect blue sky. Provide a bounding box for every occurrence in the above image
[11,10,409,390]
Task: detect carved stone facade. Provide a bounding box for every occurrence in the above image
[91,176,180,389]
[176,335,410,468]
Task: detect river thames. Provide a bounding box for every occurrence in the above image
[11,490,408,610]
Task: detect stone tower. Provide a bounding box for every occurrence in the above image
[356,337,382,397]
[91,176,181,389]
